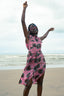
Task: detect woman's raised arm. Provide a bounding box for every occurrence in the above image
[21,1,29,43]
[40,28,54,41]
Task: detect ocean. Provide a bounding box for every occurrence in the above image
[0,54,64,70]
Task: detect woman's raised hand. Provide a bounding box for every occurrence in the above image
[23,1,28,8]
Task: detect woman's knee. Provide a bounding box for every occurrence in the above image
[25,83,32,89]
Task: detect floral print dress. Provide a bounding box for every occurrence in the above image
[19,35,46,86]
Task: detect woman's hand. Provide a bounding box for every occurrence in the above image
[23,1,28,8]
[48,28,54,32]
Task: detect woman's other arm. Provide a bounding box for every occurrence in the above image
[40,28,54,41]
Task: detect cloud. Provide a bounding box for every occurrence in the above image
[0,0,64,54]
[34,0,64,19]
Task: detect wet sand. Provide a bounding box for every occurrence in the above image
[0,68,64,96]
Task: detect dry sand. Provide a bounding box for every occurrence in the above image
[0,68,64,96]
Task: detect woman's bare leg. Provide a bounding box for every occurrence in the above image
[37,73,45,96]
[23,78,32,96]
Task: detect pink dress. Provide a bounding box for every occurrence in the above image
[19,35,46,86]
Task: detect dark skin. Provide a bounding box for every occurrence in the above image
[21,1,54,96]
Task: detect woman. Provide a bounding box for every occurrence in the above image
[19,1,54,96]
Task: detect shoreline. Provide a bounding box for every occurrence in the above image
[0,64,64,70]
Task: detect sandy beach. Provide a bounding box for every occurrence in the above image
[0,68,64,96]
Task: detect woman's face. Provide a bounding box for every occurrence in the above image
[28,23,38,36]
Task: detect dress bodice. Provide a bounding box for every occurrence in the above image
[26,35,42,53]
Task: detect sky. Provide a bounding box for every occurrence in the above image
[0,0,64,55]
